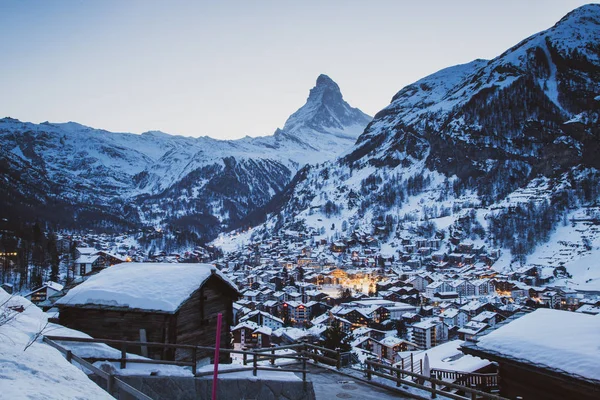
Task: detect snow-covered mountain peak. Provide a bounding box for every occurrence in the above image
[312,74,342,96]
[555,3,600,28]
[0,74,373,238]
[282,74,372,137]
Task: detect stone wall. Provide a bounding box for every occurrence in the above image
[93,375,316,400]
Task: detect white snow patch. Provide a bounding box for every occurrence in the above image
[0,289,113,400]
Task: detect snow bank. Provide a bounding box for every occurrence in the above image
[57,263,237,312]
[476,309,600,381]
[196,363,301,381]
[0,288,113,400]
[398,340,489,375]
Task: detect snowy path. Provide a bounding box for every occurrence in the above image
[299,364,413,400]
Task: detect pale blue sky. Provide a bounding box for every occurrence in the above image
[0,0,594,139]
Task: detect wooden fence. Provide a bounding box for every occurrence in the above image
[365,359,509,400]
[45,335,510,400]
[431,368,498,390]
[44,336,342,383]
[398,352,423,375]
[43,336,153,400]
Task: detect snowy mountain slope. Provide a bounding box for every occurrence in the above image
[233,4,600,274]
[0,75,371,236]
[348,4,600,180]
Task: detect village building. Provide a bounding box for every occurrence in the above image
[240,310,284,330]
[56,263,239,362]
[462,309,600,400]
[457,320,488,341]
[281,301,308,326]
[74,254,101,276]
[366,336,419,363]
[232,321,272,350]
[24,281,64,307]
[412,319,447,349]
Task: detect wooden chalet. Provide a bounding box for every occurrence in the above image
[56,263,239,362]
[369,336,419,363]
[232,321,272,349]
[74,254,102,276]
[24,281,64,307]
[461,309,600,400]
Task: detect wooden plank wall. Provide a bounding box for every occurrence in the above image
[499,363,600,400]
[175,275,237,362]
[58,275,238,363]
[58,307,170,359]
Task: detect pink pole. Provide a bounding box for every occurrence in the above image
[212,313,223,400]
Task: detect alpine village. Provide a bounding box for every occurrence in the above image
[1,3,600,400]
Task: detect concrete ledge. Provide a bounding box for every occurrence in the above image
[107,375,315,400]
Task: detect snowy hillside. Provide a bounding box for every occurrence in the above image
[226,4,600,283]
[0,289,113,399]
[0,75,371,237]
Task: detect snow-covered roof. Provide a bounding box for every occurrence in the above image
[439,308,459,318]
[95,251,128,262]
[475,309,600,382]
[56,263,238,312]
[76,247,97,255]
[241,310,284,324]
[24,281,65,298]
[413,319,439,330]
[458,321,488,335]
[460,300,486,311]
[274,327,311,341]
[75,255,99,264]
[255,326,273,336]
[45,281,64,292]
[311,312,330,325]
[232,321,259,331]
[379,336,416,347]
[471,311,497,322]
[398,340,490,374]
[575,304,600,315]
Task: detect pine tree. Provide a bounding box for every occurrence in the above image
[395,319,407,338]
[322,320,352,352]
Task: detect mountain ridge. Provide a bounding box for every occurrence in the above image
[0,75,372,239]
[227,4,600,276]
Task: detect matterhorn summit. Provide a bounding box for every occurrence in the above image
[282,74,372,138]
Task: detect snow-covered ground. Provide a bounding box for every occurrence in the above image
[0,289,113,400]
[0,286,201,400]
[197,364,301,381]
[397,340,490,375]
[517,208,600,291]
